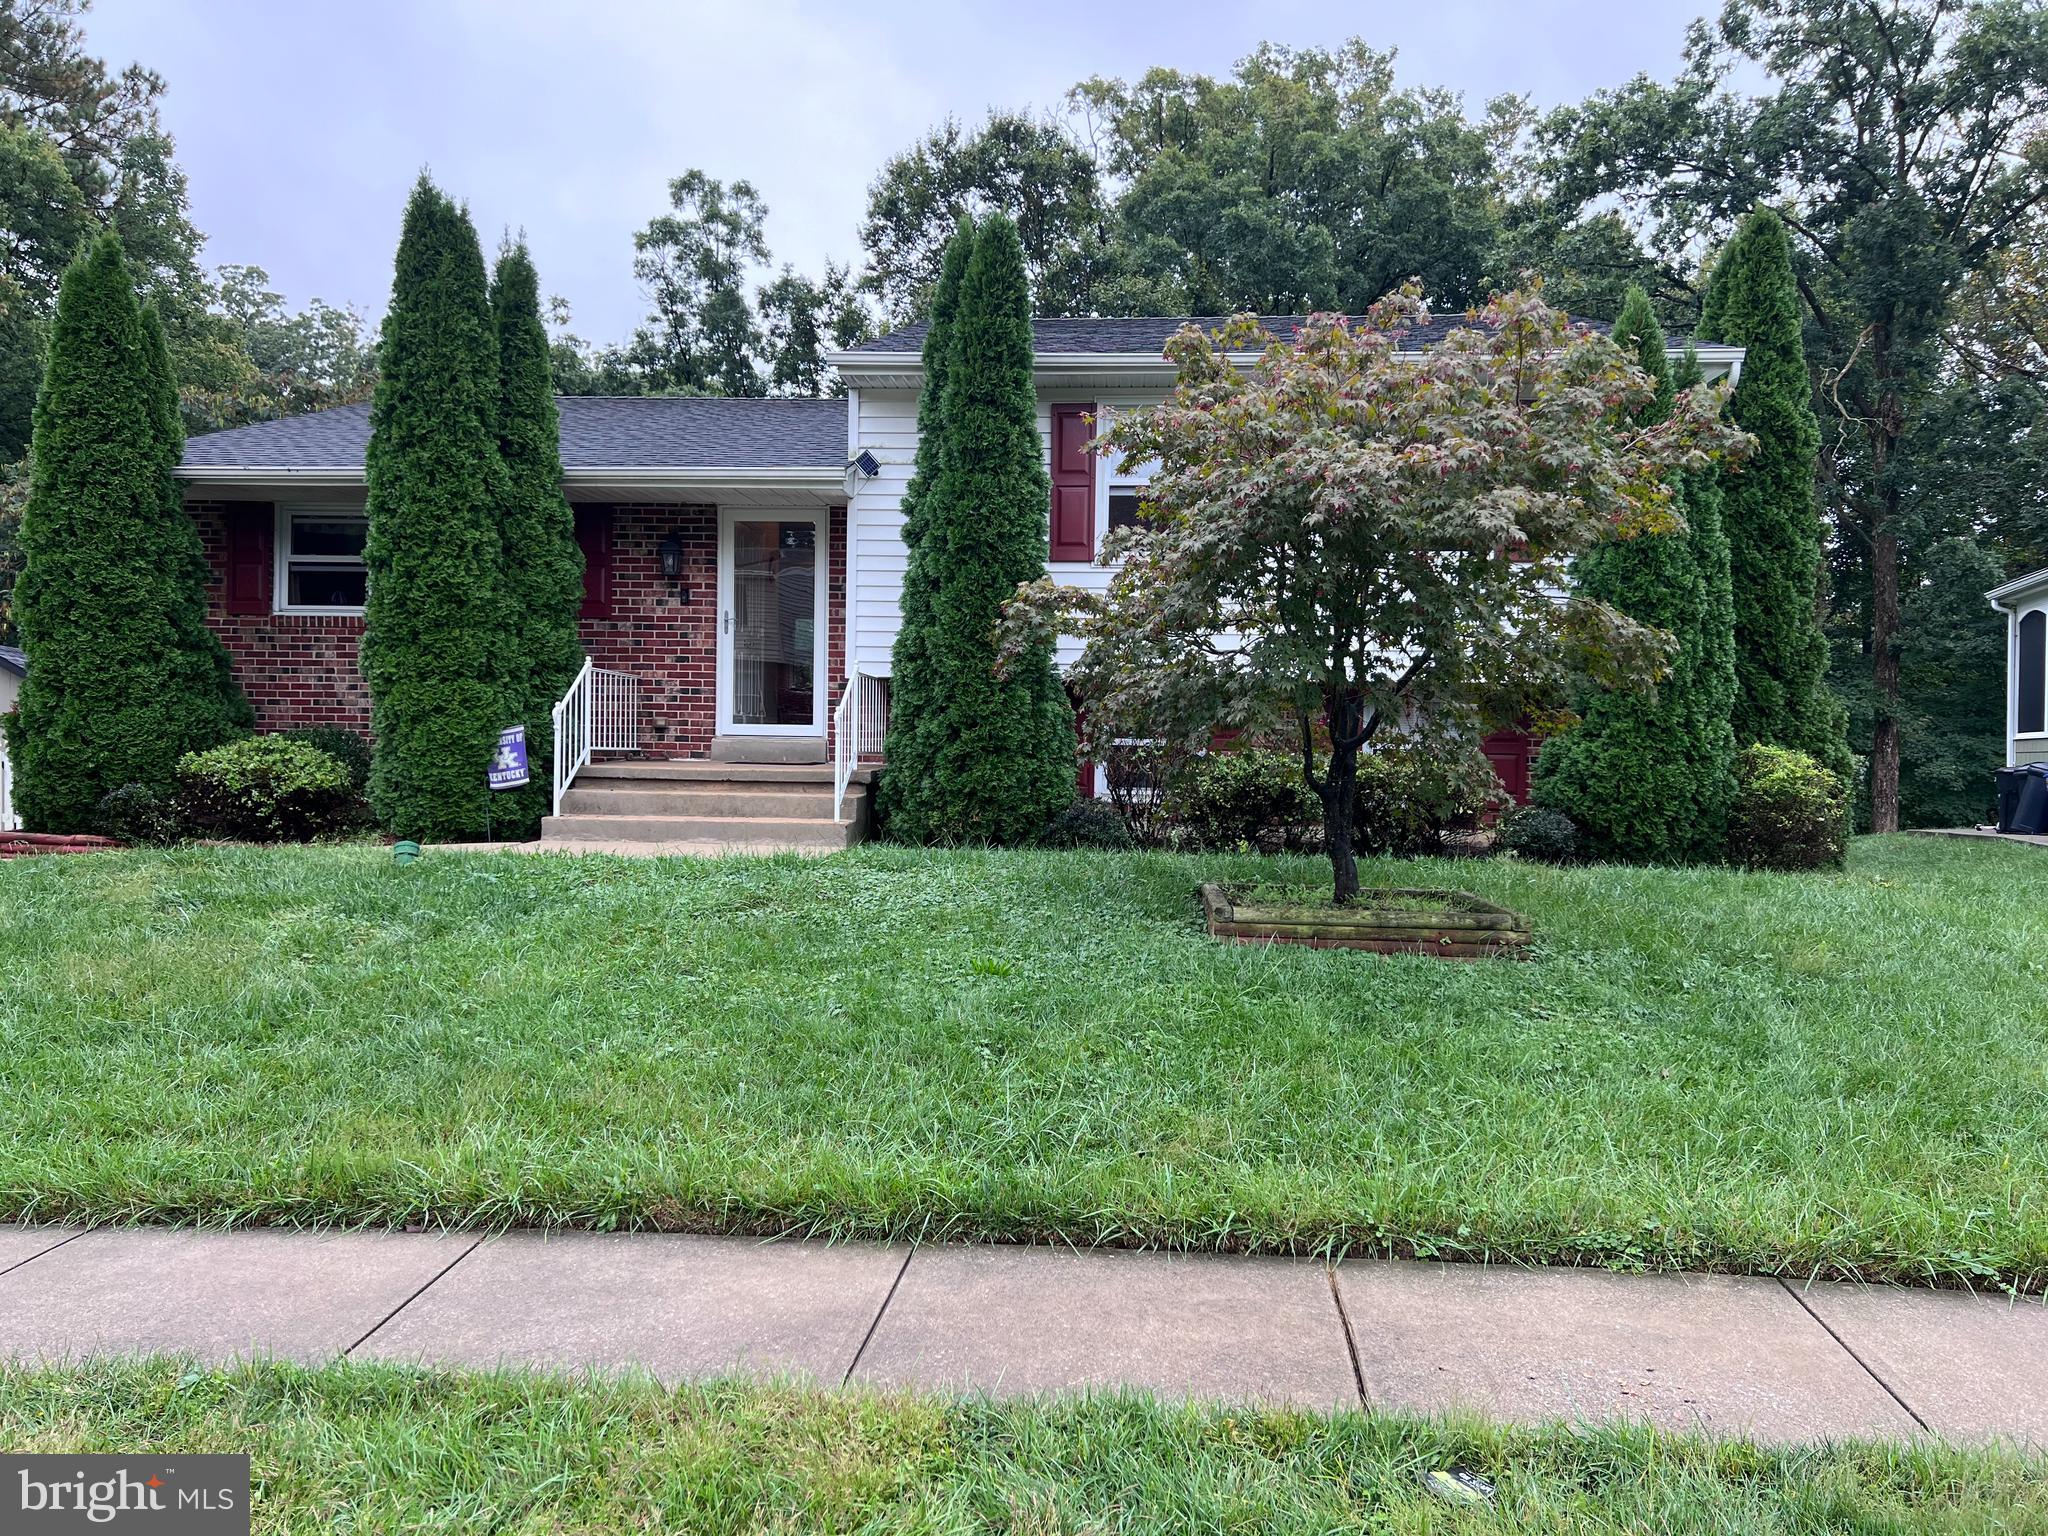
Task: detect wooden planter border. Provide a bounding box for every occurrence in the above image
[1200,882,1532,959]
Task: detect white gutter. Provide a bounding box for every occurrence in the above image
[832,342,1748,384]
[1986,567,2048,612]
[176,464,847,490]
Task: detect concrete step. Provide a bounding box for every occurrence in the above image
[708,734,826,764]
[541,813,859,849]
[559,784,859,818]
[581,760,874,786]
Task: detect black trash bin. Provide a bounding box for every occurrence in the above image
[1998,766,2029,832]
[2003,762,2048,835]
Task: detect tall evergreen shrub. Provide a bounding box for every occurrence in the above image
[489,239,584,838]
[4,233,248,830]
[361,178,512,841]
[1698,210,1852,782]
[1535,290,1736,862]
[881,214,1075,842]
[877,218,972,830]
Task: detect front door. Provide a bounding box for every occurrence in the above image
[717,509,826,736]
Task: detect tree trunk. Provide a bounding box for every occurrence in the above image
[1870,512,1902,832]
[1318,689,1366,903]
[1868,376,1903,835]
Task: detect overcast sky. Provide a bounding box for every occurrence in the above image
[82,0,1711,342]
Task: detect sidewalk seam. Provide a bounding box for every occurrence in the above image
[0,1226,90,1279]
[842,1244,915,1388]
[342,1233,485,1358]
[1777,1277,1929,1433]
[1326,1264,1370,1410]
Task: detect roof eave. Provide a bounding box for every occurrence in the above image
[833,343,1747,385]
[1987,567,2048,610]
[176,464,844,489]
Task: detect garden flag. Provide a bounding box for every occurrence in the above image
[488,725,530,790]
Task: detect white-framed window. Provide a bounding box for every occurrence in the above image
[275,505,368,614]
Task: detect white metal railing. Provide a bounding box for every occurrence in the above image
[832,668,891,822]
[550,660,641,817]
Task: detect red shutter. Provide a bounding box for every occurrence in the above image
[575,505,613,619]
[1049,403,1095,563]
[223,503,273,615]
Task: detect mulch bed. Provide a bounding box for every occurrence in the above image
[0,832,124,860]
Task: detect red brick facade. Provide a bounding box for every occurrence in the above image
[191,498,847,760]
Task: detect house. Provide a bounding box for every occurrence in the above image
[0,645,22,832]
[175,316,1745,847]
[1987,567,2048,770]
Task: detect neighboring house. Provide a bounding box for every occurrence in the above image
[0,645,24,832]
[1987,567,2048,768]
[174,315,1744,846]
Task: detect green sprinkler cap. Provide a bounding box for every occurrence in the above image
[392,840,421,865]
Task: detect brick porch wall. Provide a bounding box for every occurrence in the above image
[189,498,848,759]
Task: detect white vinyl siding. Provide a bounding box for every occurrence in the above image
[848,387,1165,675]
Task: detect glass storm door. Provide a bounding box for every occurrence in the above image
[717,510,826,736]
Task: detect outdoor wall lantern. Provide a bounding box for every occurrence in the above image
[657,532,690,604]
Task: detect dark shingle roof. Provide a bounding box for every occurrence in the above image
[180,397,850,474]
[0,644,24,677]
[849,313,1618,356]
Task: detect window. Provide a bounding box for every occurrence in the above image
[2021,609,2046,735]
[277,507,368,612]
[1101,419,1157,544]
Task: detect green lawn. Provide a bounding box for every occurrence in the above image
[2,1360,2040,1533]
[2,835,2045,1286]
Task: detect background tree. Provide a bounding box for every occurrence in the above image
[2,232,247,829]
[1698,209,1851,780]
[860,111,1114,321]
[489,237,585,839]
[881,215,1075,843]
[1534,291,1738,861]
[1009,292,1747,902]
[360,177,510,842]
[626,169,769,396]
[877,218,972,831]
[757,259,872,396]
[1534,0,2048,830]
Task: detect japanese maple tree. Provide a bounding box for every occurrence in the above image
[1005,286,1749,902]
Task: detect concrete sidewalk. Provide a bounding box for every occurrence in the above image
[2,1225,2043,1449]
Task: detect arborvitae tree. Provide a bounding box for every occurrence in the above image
[3,233,248,831]
[877,218,971,830]
[1671,343,1741,846]
[881,214,1076,842]
[361,178,511,841]
[489,239,584,839]
[1698,210,1852,782]
[1534,289,1735,861]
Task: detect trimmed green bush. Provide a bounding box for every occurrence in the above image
[361,177,511,842]
[490,240,585,841]
[1035,797,1134,850]
[1726,743,1848,872]
[281,726,372,795]
[1353,737,1507,856]
[1498,804,1579,864]
[1699,211,1852,783]
[1168,747,1319,852]
[176,735,359,843]
[878,214,1077,843]
[93,782,184,845]
[1534,290,1738,863]
[4,233,250,830]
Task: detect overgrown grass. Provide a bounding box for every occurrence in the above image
[2,1359,2040,1533]
[3,835,2046,1286]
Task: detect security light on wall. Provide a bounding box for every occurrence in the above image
[843,448,882,496]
